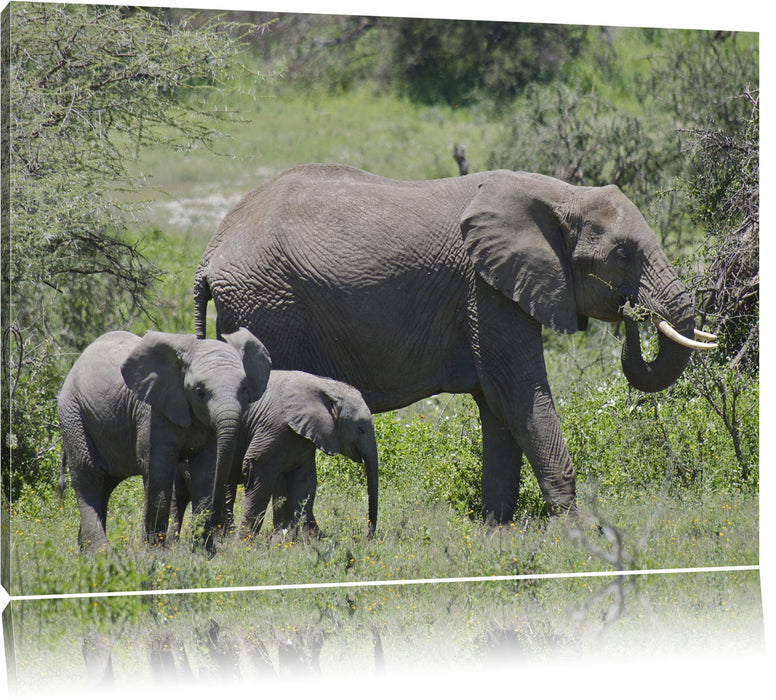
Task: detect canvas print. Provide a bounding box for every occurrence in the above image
[0,1,762,694]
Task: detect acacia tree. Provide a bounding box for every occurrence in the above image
[682,90,759,481]
[687,90,759,373]
[1,3,259,498]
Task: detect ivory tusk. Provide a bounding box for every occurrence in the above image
[694,329,718,342]
[654,319,718,350]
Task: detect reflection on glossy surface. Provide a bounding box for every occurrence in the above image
[4,570,764,695]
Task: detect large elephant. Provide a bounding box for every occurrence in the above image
[57,328,271,553]
[193,164,716,523]
[170,369,379,539]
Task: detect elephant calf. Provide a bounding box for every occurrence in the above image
[171,370,379,540]
[57,328,271,553]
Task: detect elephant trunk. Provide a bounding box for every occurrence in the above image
[364,445,379,538]
[620,277,695,393]
[204,408,242,553]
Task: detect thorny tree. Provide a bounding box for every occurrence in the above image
[684,89,759,481]
[2,3,259,499]
[688,89,759,375]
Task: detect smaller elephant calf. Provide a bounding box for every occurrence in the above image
[171,370,379,540]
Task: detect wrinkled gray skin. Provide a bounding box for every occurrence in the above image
[194,164,700,523]
[170,370,379,539]
[57,328,271,553]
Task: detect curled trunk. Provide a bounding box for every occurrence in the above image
[620,282,695,393]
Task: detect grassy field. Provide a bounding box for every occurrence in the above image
[5,30,761,692]
[129,85,500,241]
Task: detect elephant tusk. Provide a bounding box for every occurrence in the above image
[694,328,718,342]
[654,319,718,350]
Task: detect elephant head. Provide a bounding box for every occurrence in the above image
[283,377,379,536]
[121,327,271,545]
[461,171,716,392]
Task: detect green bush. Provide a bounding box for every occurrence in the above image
[2,336,64,501]
[386,19,589,108]
[558,374,758,495]
[319,396,554,522]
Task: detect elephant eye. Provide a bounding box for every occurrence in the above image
[195,385,207,400]
[612,245,631,269]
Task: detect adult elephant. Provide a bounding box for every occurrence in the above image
[58,328,271,553]
[193,164,716,522]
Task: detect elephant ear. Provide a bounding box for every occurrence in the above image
[121,331,191,428]
[460,171,578,334]
[222,328,272,401]
[281,374,341,456]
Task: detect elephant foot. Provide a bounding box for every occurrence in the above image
[552,499,579,518]
[202,532,218,559]
[296,521,324,541]
[81,539,111,555]
[269,522,324,545]
[144,531,171,548]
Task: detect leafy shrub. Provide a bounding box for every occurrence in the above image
[2,335,64,501]
[558,374,758,495]
[320,396,554,521]
[232,14,588,107]
[684,90,759,374]
[317,399,482,518]
[386,19,589,108]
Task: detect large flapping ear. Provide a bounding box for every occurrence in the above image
[460,171,578,334]
[281,374,341,456]
[222,328,272,401]
[121,331,191,427]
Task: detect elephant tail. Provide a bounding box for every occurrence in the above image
[193,273,212,339]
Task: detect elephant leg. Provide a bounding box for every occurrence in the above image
[478,379,576,518]
[143,450,178,546]
[475,394,523,524]
[239,459,274,539]
[65,424,118,552]
[287,462,319,536]
[272,475,292,532]
[505,378,576,515]
[469,285,576,518]
[168,466,191,541]
[73,472,116,553]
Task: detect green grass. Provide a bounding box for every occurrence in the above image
[9,404,758,599]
